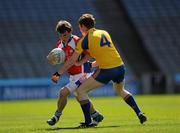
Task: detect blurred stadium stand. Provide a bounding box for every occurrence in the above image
[0,0,104,78]
[121,0,180,74]
[0,0,179,100]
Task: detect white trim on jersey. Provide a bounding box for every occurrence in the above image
[57,35,76,49]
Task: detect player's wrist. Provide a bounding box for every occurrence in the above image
[53,72,61,77]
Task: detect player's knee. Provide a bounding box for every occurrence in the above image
[76,87,84,95]
[76,88,88,101]
[59,88,70,98]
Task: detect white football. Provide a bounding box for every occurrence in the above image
[47,48,65,64]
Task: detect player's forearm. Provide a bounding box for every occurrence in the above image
[58,58,75,75]
[58,52,79,75]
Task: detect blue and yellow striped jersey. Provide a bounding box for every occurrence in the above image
[76,28,124,69]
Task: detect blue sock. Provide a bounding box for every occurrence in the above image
[125,95,141,115]
[81,102,92,124]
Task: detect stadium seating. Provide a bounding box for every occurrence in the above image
[0,0,102,78]
[121,0,180,74]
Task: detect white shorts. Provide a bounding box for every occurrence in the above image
[65,72,92,93]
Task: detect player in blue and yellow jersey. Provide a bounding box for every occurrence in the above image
[52,14,147,128]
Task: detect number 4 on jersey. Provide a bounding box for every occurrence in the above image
[100,34,110,47]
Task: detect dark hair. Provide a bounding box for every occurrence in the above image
[56,20,72,34]
[78,13,95,29]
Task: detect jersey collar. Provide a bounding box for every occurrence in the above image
[87,28,96,33]
[61,34,73,46]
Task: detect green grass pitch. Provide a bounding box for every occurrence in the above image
[0,95,180,133]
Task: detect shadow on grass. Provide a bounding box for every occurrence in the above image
[45,125,121,131]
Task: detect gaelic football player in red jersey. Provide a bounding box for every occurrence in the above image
[47,20,103,126]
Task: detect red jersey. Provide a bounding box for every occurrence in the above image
[55,35,82,75]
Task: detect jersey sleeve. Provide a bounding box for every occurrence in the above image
[54,40,61,48]
[75,38,83,54]
[73,35,80,44]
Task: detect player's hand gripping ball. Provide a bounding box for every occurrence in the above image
[47,48,65,65]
